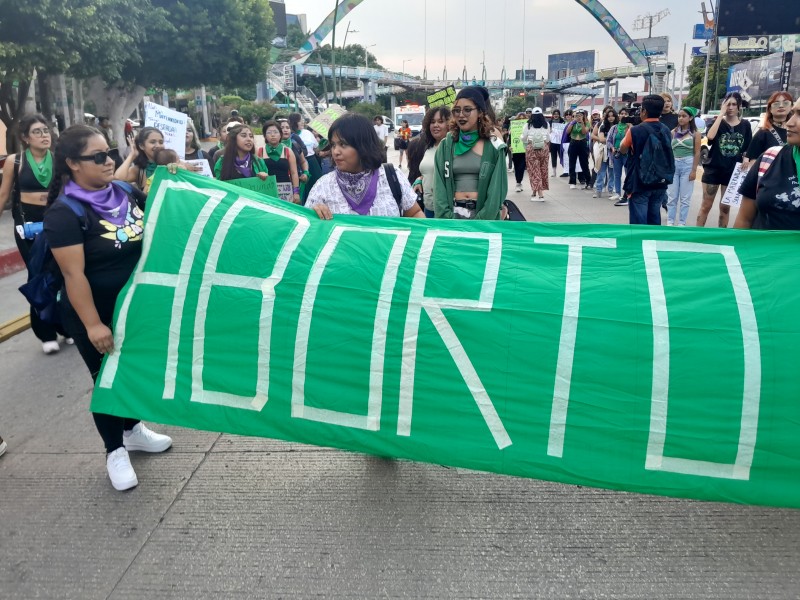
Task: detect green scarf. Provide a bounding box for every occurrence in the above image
[280,139,292,150]
[614,123,629,149]
[454,130,480,156]
[265,144,284,162]
[571,122,585,139]
[793,146,800,182]
[26,149,52,188]
[145,162,157,178]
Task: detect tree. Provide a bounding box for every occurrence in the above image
[684,51,763,112]
[348,102,384,120]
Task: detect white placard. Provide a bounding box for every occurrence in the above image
[144,102,188,159]
[550,122,566,144]
[721,163,748,207]
[183,159,213,178]
[276,182,293,202]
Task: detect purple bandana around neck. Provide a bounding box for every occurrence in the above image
[64,180,130,226]
[335,168,379,215]
[234,154,253,178]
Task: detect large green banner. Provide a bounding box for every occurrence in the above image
[93,169,800,509]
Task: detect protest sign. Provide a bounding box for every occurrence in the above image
[184,159,213,178]
[94,169,800,509]
[227,175,279,199]
[721,163,748,207]
[144,102,188,159]
[509,119,526,154]
[427,86,457,108]
[276,182,293,202]
[308,106,347,138]
[550,122,566,144]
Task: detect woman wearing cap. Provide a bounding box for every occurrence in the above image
[434,86,508,220]
[666,106,702,226]
[696,92,752,228]
[744,91,794,163]
[734,96,800,230]
[520,108,550,201]
[566,111,592,190]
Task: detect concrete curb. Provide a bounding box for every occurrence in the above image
[0,313,30,342]
[0,247,24,277]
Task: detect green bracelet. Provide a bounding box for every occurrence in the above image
[413,178,423,187]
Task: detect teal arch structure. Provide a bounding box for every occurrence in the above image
[290,0,647,69]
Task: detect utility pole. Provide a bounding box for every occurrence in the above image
[331,0,339,105]
[633,8,670,93]
[700,0,717,113]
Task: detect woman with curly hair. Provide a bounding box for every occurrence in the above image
[407,106,452,218]
[433,86,507,219]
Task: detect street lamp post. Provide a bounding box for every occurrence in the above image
[402,58,413,78]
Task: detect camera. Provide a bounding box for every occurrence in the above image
[16,221,44,240]
[620,102,642,125]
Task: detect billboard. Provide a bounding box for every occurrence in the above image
[269,1,288,37]
[693,23,714,40]
[718,0,800,36]
[547,51,595,80]
[634,36,669,57]
[720,36,771,54]
[727,51,793,104]
[514,69,537,82]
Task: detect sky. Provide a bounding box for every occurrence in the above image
[284,0,704,89]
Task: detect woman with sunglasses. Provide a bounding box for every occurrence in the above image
[0,114,72,354]
[44,125,172,491]
[214,124,270,182]
[114,126,164,191]
[744,91,794,164]
[434,86,507,219]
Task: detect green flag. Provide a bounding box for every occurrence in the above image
[92,168,800,509]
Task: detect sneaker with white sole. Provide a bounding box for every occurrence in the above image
[515,183,523,192]
[608,194,620,201]
[42,341,60,355]
[614,198,628,207]
[123,423,172,453]
[0,436,7,458]
[569,184,576,189]
[592,191,600,198]
[106,447,138,491]
[63,337,75,345]
[531,195,545,202]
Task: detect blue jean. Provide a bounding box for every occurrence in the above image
[595,160,611,193]
[666,156,695,225]
[628,188,667,225]
[611,153,627,195]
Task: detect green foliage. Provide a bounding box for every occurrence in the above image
[503,96,535,117]
[309,43,384,71]
[238,101,279,124]
[220,95,246,109]
[348,102,384,120]
[684,52,764,111]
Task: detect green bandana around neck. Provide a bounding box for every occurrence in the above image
[145,161,157,178]
[280,138,292,150]
[454,130,480,156]
[26,149,52,188]
[266,144,284,162]
[793,146,800,182]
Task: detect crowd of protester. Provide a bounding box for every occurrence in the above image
[2,85,798,488]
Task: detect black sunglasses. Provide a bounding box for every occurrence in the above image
[74,151,111,165]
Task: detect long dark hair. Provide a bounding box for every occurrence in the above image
[550,110,565,124]
[328,113,385,172]
[601,109,618,134]
[527,113,547,128]
[218,124,256,181]
[133,127,163,170]
[18,113,49,149]
[47,125,103,205]
[407,106,452,183]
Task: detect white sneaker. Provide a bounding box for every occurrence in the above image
[106,447,138,491]
[507,167,513,172]
[532,195,545,202]
[569,184,576,189]
[608,194,620,201]
[63,337,75,345]
[0,437,7,458]
[515,183,523,192]
[592,191,600,198]
[123,423,172,453]
[42,341,60,355]
[667,220,674,226]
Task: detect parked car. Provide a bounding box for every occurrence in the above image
[380,115,395,133]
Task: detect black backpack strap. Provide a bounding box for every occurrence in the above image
[383,163,403,213]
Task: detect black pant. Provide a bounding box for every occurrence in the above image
[568,141,590,185]
[14,231,67,343]
[512,153,526,184]
[550,144,561,169]
[59,296,139,453]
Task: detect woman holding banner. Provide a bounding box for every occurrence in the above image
[407,106,451,218]
[262,120,301,203]
[433,86,507,220]
[307,113,423,219]
[114,126,164,190]
[734,96,800,230]
[45,125,172,491]
[214,124,269,182]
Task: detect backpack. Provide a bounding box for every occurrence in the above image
[383,163,404,214]
[529,127,548,150]
[637,123,675,186]
[18,181,134,325]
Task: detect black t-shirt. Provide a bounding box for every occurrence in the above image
[44,187,146,321]
[702,120,753,183]
[744,126,787,160]
[659,112,679,131]
[738,145,800,230]
[623,120,673,194]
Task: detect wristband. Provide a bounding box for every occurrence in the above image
[413,178,423,187]
[293,187,300,193]
[303,170,310,176]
